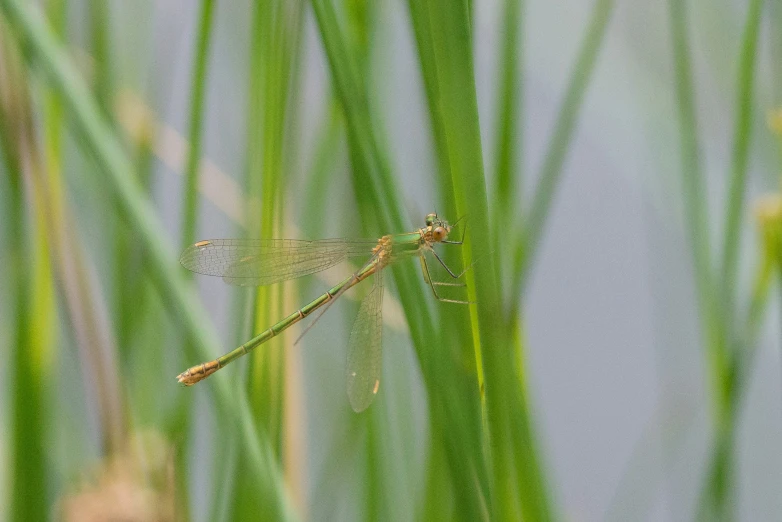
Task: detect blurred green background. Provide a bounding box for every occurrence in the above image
[1,0,782,520]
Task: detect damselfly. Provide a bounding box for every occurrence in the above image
[177,213,470,411]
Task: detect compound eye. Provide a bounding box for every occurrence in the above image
[425,213,437,227]
[433,226,446,241]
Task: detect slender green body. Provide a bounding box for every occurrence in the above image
[177,213,467,412]
[178,233,421,385]
[178,252,382,384]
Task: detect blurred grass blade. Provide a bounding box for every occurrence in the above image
[511,0,615,302]
[246,0,305,439]
[703,0,764,518]
[773,5,782,106]
[181,0,215,249]
[0,23,49,521]
[668,0,764,518]
[492,0,522,270]
[405,0,555,518]
[667,0,713,314]
[0,2,296,517]
[175,2,217,518]
[301,97,342,241]
[309,0,404,232]
[231,1,306,519]
[310,0,492,518]
[310,0,434,406]
[719,0,764,330]
[87,0,113,120]
[340,3,396,519]
[696,198,778,520]
[405,1,482,455]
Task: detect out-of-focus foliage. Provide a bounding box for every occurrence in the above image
[0,0,780,520]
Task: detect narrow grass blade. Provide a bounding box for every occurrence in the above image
[0,2,296,517]
[4,6,129,471]
[405,0,557,518]
[87,0,113,120]
[0,25,48,521]
[702,1,764,518]
[310,1,491,518]
[492,0,522,270]
[301,97,343,242]
[174,3,216,518]
[719,0,764,331]
[231,1,306,519]
[181,0,215,249]
[668,0,713,314]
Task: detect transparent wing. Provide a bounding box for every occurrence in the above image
[346,270,384,412]
[180,238,377,286]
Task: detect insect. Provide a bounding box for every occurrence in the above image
[177,213,470,412]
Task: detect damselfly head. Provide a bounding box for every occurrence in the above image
[425,212,451,242]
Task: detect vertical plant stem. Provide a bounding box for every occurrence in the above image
[0,24,47,521]
[181,0,215,249]
[0,3,295,516]
[778,265,782,424]
[176,82,216,518]
[773,2,782,106]
[310,2,492,519]
[493,0,522,271]
[250,0,283,441]
[250,0,304,451]
[406,0,555,518]
[668,0,713,316]
[88,0,113,119]
[705,2,764,518]
[667,1,725,484]
[176,4,215,518]
[301,97,342,242]
[232,1,306,519]
[406,0,479,415]
[720,0,763,333]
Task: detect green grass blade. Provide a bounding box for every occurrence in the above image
[668,1,764,518]
[231,1,306,519]
[697,200,777,521]
[310,1,491,518]
[181,0,215,249]
[404,1,480,435]
[0,26,48,521]
[667,0,726,478]
[492,0,522,269]
[310,0,434,346]
[247,0,305,433]
[6,164,47,522]
[702,1,764,518]
[405,0,554,518]
[340,3,396,519]
[3,9,131,462]
[408,0,560,517]
[511,0,615,302]
[668,0,713,313]
[301,97,342,242]
[87,0,113,120]
[719,0,764,331]
[0,2,296,517]
[174,3,216,518]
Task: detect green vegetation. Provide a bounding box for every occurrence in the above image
[0,0,777,520]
